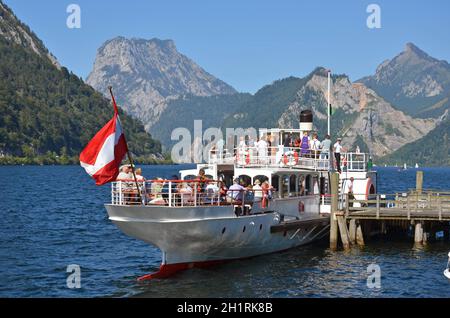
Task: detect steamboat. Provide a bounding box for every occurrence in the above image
[105,111,377,279]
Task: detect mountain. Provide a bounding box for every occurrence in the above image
[358,43,450,117]
[86,37,236,131]
[0,2,162,164]
[276,68,437,157]
[151,93,252,148]
[380,118,449,167]
[160,68,437,158]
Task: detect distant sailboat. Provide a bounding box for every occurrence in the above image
[403,163,407,170]
[415,163,419,169]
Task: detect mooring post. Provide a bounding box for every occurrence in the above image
[329,172,340,250]
[416,170,423,195]
[349,219,356,244]
[337,216,351,250]
[414,222,423,244]
[356,221,365,247]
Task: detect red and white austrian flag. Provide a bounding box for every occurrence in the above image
[80,112,128,185]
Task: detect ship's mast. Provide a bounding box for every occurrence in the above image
[327,70,331,136]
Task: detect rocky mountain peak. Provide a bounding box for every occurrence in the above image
[87,36,236,130]
[358,43,450,115]
[0,2,60,68]
[404,42,429,58]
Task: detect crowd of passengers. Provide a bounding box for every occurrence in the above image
[115,167,275,209]
[212,133,364,173]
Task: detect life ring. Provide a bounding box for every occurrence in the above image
[298,201,305,213]
[293,151,299,164]
[283,151,297,166]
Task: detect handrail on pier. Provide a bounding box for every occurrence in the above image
[343,191,450,220]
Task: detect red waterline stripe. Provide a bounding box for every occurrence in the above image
[137,260,226,281]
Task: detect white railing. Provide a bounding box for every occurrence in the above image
[208,146,368,172]
[111,179,276,211]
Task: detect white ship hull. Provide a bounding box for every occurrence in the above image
[106,198,329,278]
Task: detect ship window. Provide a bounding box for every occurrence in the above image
[259,224,263,231]
[184,174,196,180]
[289,175,297,196]
[222,227,226,234]
[299,175,306,196]
[271,175,279,193]
[305,175,312,195]
[281,175,289,198]
[312,175,320,194]
[243,226,246,233]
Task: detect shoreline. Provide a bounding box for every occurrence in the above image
[0,156,173,166]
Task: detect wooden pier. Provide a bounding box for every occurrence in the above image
[330,171,450,250]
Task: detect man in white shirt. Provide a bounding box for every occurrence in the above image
[253,179,263,202]
[227,178,246,202]
[333,138,343,173]
[256,137,268,164]
[311,133,321,159]
[345,177,355,207]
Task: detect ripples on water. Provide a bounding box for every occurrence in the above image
[0,165,449,297]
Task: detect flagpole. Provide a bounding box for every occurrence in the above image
[327,70,331,136]
[108,86,143,204]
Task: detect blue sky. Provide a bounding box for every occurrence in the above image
[4,0,450,93]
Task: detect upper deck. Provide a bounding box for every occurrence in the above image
[208,146,369,172]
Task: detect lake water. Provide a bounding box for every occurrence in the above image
[0,165,449,297]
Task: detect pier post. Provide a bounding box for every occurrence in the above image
[349,219,356,245]
[337,216,351,250]
[414,222,423,244]
[416,171,423,195]
[356,222,365,247]
[329,172,339,250]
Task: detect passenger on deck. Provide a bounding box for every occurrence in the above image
[346,177,355,207]
[320,134,331,160]
[178,182,194,205]
[116,164,135,204]
[237,137,247,165]
[205,181,220,204]
[300,131,310,156]
[283,133,292,152]
[334,138,344,173]
[117,164,132,180]
[227,178,245,203]
[135,168,145,181]
[218,180,228,202]
[261,180,274,208]
[197,168,208,192]
[253,179,263,202]
[256,136,268,164]
[149,178,165,205]
[311,133,321,159]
